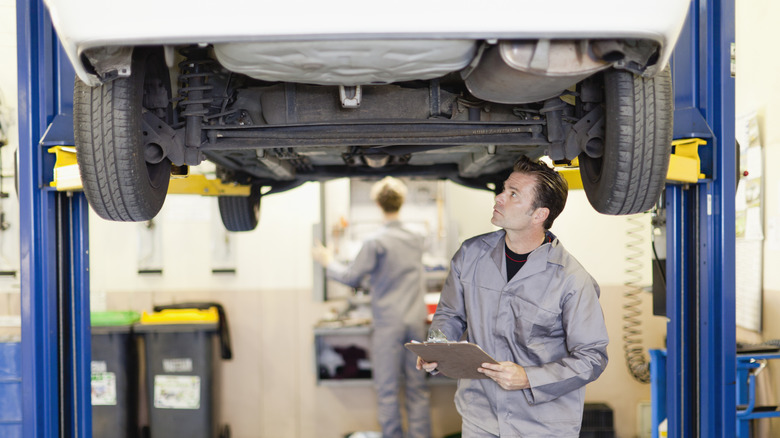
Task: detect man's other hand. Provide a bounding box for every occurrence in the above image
[478,361,530,390]
[311,239,334,267]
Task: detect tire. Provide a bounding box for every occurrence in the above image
[218,185,262,232]
[579,66,673,215]
[73,48,172,221]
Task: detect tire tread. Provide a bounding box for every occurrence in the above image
[73,49,170,222]
[580,67,673,215]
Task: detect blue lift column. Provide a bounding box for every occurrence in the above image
[16,0,92,437]
[666,0,736,436]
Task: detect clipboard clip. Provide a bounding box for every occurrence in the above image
[427,328,448,343]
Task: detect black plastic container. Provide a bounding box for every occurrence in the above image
[91,311,140,438]
[580,403,616,438]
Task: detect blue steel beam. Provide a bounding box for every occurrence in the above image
[665,184,698,437]
[667,0,735,436]
[698,0,736,435]
[17,1,59,435]
[17,0,92,437]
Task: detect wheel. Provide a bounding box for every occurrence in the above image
[218,185,262,232]
[579,66,673,215]
[74,47,172,221]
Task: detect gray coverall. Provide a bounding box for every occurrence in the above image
[430,230,609,438]
[327,220,431,438]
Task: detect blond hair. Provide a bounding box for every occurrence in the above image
[370,177,407,213]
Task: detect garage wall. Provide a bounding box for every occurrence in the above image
[0,0,20,294]
[87,181,663,438]
[735,0,780,435]
[0,0,21,340]
[737,0,780,292]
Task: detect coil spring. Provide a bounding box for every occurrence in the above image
[623,214,651,383]
[176,57,214,118]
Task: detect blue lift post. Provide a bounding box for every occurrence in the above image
[666,0,736,436]
[16,0,92,437]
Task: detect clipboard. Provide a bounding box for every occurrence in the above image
[404,342,498,379]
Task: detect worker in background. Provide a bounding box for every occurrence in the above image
[417,156,609,437]
[313,176,431,438]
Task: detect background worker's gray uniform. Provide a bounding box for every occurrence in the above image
[430,230,609,438]
[327,220,431,438]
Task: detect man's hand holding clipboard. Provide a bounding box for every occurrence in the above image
[406,341,499,380]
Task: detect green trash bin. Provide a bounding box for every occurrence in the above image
[91,311,141,438]
[136,303,231,438]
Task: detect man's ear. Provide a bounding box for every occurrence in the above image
[534,208,550,225]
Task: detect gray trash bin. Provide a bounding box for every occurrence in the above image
[136,303,231,438]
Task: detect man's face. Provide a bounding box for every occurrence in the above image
[491,172,540,232]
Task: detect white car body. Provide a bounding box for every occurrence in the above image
[46,0,691,86]
[44,0,692,229]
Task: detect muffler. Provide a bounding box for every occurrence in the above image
[464,40,609,104]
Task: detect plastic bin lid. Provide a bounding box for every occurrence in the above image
[140,307,219,325]
[91,311,141,327]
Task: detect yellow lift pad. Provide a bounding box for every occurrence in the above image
[48,146,82,191]
[554,138,707,188]
[48,146,251,196]
[666,138,708,183]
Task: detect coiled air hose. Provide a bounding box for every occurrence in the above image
[623,214,651,383]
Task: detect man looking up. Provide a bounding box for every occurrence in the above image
[418,156,609,437]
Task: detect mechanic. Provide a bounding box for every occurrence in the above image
[417,156,609,437]
[312,176,431,438]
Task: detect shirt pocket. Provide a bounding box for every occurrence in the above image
[508,296,560,345]
[529,390,583,424]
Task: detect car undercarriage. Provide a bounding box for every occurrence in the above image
[74,39,673,231]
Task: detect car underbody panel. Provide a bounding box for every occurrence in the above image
[63,22,680,228]
[156,45,588,194]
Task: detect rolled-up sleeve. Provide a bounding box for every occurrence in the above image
[326,239,379,288]
[522,277,609,404]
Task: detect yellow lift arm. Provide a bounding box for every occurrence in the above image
[555,138,707,188]
[48,146,250,196]
[50,139,706,194]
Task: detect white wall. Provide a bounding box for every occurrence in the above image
[0,0,20,295]
[736,0,780,435]
[89,182,321,297]
[0,0,22,341]
[736,0,780,291]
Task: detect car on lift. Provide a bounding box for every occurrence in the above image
[44,0,691,231]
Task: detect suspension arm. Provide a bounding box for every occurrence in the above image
[200,121,550,149]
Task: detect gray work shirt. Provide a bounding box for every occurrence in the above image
[430,230,609,438]
[326,220,426,328]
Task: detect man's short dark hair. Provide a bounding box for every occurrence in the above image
[513,156,568,229]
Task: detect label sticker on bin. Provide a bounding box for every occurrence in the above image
[91,369,117,406]
[153,375,201,409]
[163,358,193,373]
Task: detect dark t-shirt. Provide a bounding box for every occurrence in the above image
[505,232,553,281]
